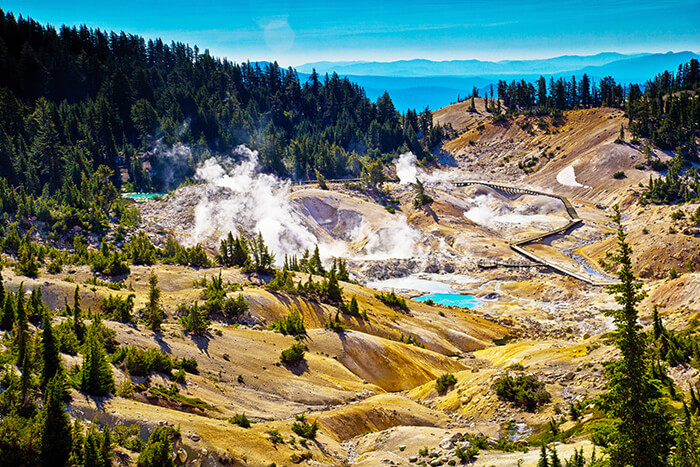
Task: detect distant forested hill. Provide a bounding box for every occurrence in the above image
[0,9,445,199]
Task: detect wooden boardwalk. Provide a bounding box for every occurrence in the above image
[455,180,615,286]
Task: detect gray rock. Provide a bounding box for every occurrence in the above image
[439,437,453,449]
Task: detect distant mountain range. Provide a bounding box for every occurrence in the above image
[297,52,652,77]
[297,51,699,111]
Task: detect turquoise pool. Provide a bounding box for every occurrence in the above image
[122,193,167,201]
[414,293,481,309]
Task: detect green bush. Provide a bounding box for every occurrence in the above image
[291,414,319,439]
[271,310,306,336]
[111,346,174,376]
[268,429,284,444]
[100,293,135,323]
[172,368,186,384]
[374,291,409,311]
[493,373,551,411]
[613,171,626,179]
[127,232,157,265]
[222,294,248,316]
[455,444,479,461]
[113,424,143,452]
[180,302,210,334]
[280,342,307,365]
[229,413,251,428]
[435,373,457,393]
[175,357,199,374]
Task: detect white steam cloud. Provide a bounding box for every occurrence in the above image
[463,194,565,227]
[190,145,421,265]
[149,141,194,190]
[394,152,455,187]
[192,146,318,263]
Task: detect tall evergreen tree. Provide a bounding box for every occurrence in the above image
[0,287,15,331]
[146,270,162,331]
[73,285,85,343]
[597,205,672,466]
[40,310,61,389]
[39,375,72,467]
[79,319,114,396]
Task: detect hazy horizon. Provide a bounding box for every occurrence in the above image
[4,0,699,67]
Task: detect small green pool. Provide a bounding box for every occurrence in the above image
[122,193,167,201]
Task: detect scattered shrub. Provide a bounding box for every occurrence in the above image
[229,413,251,428]
[172,368,186,384]
[175,357,199,374]
[374,291,409,311]
[268,429,284,444]
[100,293,135,323]
[111,346,173,376]
[271,310,306,336]
[180,302,210,334]
[455,444,479,461]
[291,414,319,439]
[493,373,551,411]
[280,342,307,365]
[612,171,626,179]
[435,373,457,393]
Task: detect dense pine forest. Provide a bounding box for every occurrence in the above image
[0,9,445,226]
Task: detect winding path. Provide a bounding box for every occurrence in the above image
[293,176,613,286]
[454,181,615,286]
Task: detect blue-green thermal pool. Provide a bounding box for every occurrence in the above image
[413,293,481,309]
[121,193,167,201]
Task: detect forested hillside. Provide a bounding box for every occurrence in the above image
[0,9,444,195]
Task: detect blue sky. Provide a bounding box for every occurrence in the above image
[3,0,699,66]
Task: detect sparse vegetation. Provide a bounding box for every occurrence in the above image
[229,413,252,428]
[374,290,409,311]
[435,373,457,393]
[493,373,551,411]
[291,414,319,439]
[271,310,306,336]
[111,346,174,376]
[280,342,307,365]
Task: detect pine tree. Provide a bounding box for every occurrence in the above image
[73,285,85,343]
[549,445,562,467]
[180,303,210,334]
[0,287,14,331]
[79,319,114,396]
[14,282,28,368]
[250,232,274,274]
[308,245,325,275]
[40,375,72,467]
[83,421,112,467]
[69,419,85,467]
[0,271,5,310]
[40,310,61,389]
[13,282,33,406]
[598,205,672,466]
[348,295,359,315]
[146,270,162,331]
[537,444,549,467]
[137,426,175,467]
[324,269,342,304]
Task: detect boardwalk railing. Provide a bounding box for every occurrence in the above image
[455,180,614,286]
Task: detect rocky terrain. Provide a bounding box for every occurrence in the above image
[4,103,699,466]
